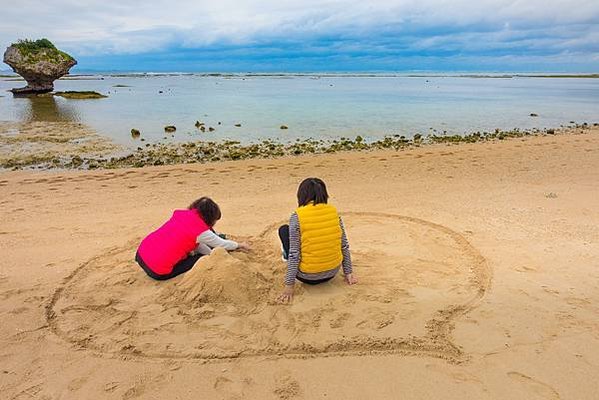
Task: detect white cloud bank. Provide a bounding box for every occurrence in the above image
[0,0,597,69]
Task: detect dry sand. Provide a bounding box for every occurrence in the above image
[0,127,598,399]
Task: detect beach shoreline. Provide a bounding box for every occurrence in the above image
[1,128,598,399]
[1,119,596,170]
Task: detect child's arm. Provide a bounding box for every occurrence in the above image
[279,213,301,303]
[284,213,301,285]
[191,242,213,256]
[339,217,357,285]
[197,230,239,251]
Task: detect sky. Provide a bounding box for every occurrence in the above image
[1,0,598,72]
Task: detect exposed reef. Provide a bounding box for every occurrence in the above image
[6,125,596,170]
[54,91,106,99]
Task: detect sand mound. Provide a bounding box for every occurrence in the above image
[161,247,271,311]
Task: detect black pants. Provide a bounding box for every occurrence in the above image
[278,224,333,285]
[135,251,202,281]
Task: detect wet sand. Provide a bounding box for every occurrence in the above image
[0,121,118,169]
[1,127,598,399]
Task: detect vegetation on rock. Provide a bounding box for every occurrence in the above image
[11,38,74,64]
[54,91,107,99]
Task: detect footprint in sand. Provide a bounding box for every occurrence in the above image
[11,383,44,400]
[514,265,538,273]
[507,371,560,400]
[329,312,351,329]
[565,297,591,306]
[104,381,119,393]
[273,371,302,400]
[214,375,254,400]
[47,213,490,362]
[8,306,29,315]
[67,376,88,392]
[121,373,167,400]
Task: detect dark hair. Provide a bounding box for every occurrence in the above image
[297,177,329,206]
[189,197,221,226]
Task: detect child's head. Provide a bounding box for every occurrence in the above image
[297,177,329,206]
[189,197,222,226]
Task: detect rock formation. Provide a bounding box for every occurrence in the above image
[3,39,76,94]
[54,91,106,99]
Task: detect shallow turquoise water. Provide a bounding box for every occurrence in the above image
[1,74,598,147]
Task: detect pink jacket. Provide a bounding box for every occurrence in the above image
[137,209,210,275]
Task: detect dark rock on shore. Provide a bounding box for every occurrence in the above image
[208,127,215,132]
[234,123,242,127]
[530,113,538,117]
[280,125,288,129]
[131,129,141,138]
[3,39,76,94]
[164,126,176,132]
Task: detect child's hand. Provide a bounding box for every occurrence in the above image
[277,285,294,304]
[237,242,251,251]
[345,273,358,285]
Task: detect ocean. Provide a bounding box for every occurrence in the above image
[1,74,598,147]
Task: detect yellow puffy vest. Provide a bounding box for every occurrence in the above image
[296,203,343,274]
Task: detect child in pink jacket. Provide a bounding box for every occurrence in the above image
[135,197,249,280]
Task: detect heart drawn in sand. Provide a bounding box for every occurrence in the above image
[46,212,491,363]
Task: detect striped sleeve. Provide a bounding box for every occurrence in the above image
[339,216,353,275]
[284,212,301,286]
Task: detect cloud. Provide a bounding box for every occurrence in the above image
[1,0,598,71]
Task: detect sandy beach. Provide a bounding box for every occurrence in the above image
[1,127,598,399]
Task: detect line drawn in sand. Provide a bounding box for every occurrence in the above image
[45,212,492,363]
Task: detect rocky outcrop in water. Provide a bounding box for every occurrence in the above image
[3,39,76,94]
[54,91,106,99]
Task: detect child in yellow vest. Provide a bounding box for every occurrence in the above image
[278,177,357,303]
